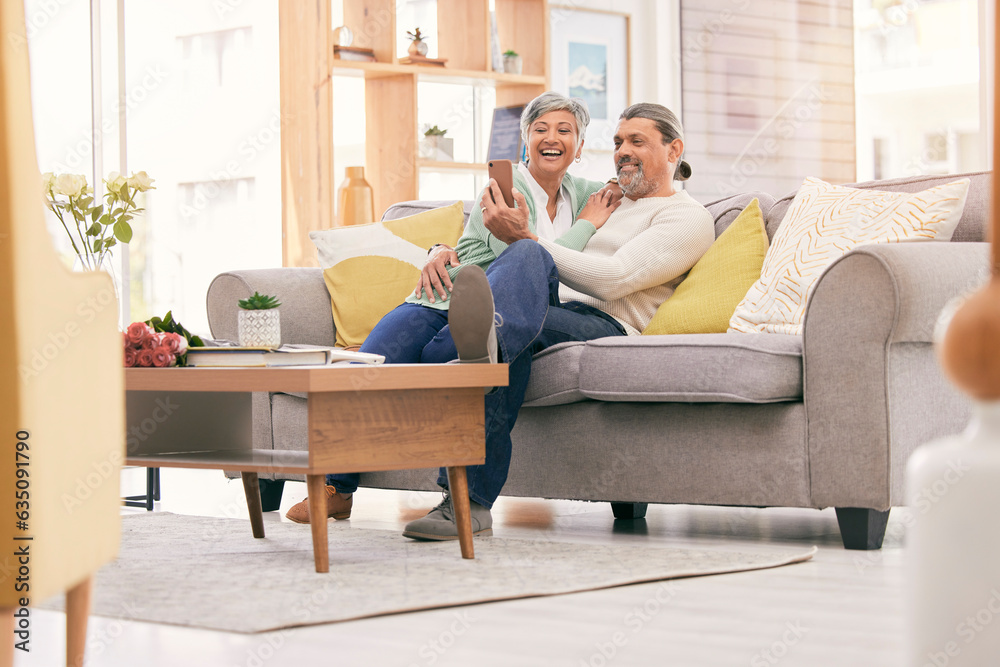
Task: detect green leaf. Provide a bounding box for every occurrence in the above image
[90,207,101,223]
[99,213,111,226]
[118,184,129,199]
[92,239,102,253]
[104,237,116,249]
[79,196,93,208]
[86,222,102,236]
[113,220,133,243]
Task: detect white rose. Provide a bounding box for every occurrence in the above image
[41,172,55,193]
[53,173,88,197]
[127,171,155,192]
[106,171,127,191]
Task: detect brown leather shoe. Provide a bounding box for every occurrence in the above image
[284,486,353,524]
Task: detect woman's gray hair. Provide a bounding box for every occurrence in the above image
[619,102,692,181]
[520,92,590,150]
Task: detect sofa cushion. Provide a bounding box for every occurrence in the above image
[731,176,971,335]
[522,341,587,407]
[579,333,803,403]
[643,198,769,335]
[310,201,465,347]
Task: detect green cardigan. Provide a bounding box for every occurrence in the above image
[406,168,606,309]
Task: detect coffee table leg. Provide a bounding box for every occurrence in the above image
[306,474,330,573]
[445,466,475,559]
[241,472,266,538]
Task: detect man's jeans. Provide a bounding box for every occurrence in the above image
[326,240,626,508]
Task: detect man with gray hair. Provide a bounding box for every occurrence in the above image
[398,101,716,540]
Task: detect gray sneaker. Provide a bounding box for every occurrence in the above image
[402,493,493,541]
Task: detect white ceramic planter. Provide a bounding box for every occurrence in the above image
[503,55,522,75]
[238,309,281,348]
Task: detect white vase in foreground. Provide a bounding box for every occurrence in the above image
[906,401,1000,666]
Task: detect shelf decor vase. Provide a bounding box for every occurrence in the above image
[502,54,522,75]
[408,39,428,57]
[337,166,374,226]
[238,309,281,348]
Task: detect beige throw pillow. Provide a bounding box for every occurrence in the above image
[729,177,970,335]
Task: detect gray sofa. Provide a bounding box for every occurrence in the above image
[206,170,991,550]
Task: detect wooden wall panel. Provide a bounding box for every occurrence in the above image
[365,74,419,219]
[279,1,333,267]
[680,0,857,203]
[438,0,490,71]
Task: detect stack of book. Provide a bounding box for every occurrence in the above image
[399,54,447,67]
[333,46,377,62]
[184,345,384,368]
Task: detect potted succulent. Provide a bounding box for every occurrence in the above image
[502,49,522,75]
[237,292,282,348]
[421,125,454,161]
[406,28,429,57]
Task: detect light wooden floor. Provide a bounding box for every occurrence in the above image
[18,468,908,666]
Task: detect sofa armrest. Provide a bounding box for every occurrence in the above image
[802,242,989,509]
[206,268,335,346]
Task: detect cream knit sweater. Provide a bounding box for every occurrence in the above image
[538,190,715,335]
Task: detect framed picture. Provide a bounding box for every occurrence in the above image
[550,6,631,150]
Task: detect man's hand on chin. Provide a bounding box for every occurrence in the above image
[481,183,537,244]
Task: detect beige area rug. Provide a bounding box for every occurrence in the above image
[42,513,816,633]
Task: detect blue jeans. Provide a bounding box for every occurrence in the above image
[327,240,626,508]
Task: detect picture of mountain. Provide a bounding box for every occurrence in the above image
[568,41,608,119]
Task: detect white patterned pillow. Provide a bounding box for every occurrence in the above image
[729,177,970,335]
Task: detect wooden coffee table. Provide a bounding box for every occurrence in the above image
[124,363,507,572]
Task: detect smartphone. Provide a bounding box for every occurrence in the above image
[487,159,515,208]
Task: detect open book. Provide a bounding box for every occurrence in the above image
[184,344,385,368]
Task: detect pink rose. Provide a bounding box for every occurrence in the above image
[151,346,176,367]
[126,322,153,346]
[142,333,162,350]
[137,349,154,367]
[161,332,187,355]
[123,332,130,349]
[124,346,138,367]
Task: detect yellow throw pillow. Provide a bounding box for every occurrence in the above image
[729,177,970,335]
[310,201,465,347]
[643,198,768,335]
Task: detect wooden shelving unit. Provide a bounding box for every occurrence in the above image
[279,0,551,267]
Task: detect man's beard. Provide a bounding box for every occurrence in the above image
[617,158,658,197]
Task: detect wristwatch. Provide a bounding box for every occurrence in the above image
[606,177,618,185]
[428,243,451,254]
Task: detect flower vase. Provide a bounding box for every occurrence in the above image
[238,309,281,348]
[408,39,428,57]
[337,166,374,226]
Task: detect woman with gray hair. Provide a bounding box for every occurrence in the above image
[284,91,621,526]
[412,90,622,303]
